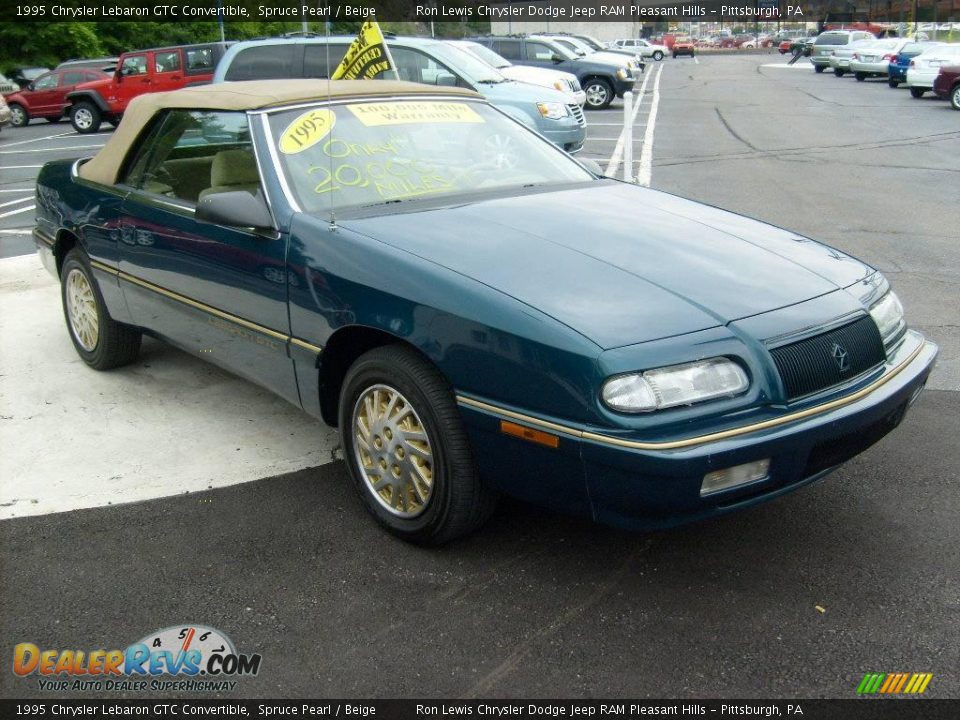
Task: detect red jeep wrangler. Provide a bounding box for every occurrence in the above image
[66,43,229,133]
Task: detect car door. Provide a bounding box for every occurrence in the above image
[116,108,299,404]
[27,72,61,116]
[523,40,562,69]
[116,53,151,110]
[151,49,184,93]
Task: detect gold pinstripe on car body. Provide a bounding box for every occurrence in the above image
[456,340,927,452]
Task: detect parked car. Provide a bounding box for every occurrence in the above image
[933,64,960,109]
[610,38,667,61]
[470,35,636,110]
[0,94,11,131]
[34,79,936,544]
[810,30,876,73]
[0,72,18,95]
[906,44,960,97]
[449,40,585,106]
[214,37,586,152]
[887,41,943,87]
[673,38,696,58]
[4,68,109,127]
[6,67,49,89]
[829,39,878,77]
[541,34,643,73]
[849,38,911,81]
[66,43,229,133]
[546,33,644,66]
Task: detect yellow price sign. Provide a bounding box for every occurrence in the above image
[279,109,336,155]
[347,102,484,127]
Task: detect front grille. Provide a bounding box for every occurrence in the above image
[568,104,586,127]
[770,316,885,401]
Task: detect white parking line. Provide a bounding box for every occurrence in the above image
[0,187,36,192]
[0,229,31,235]
[637,65,664,188]
[0,131,73,148]
[605,69,653,178]
[694,57,700,65]
[0,196,32,208]
[0,145,104,155]
[0,165,44,170]
[0,204,34,219]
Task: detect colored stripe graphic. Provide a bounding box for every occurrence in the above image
[858,672,932,694]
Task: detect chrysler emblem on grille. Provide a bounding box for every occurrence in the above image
[832,342,850,373]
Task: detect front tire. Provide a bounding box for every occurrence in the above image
[814,64,825,73]
[888,78,899,88]
[653,51,664,61]
[583,78,613,110]
[951,85,960,111]
[855,72,866,81]
[60,249,141,370]
[834,68,845,77]
[338,345,496,545]
[910,87,925,98]
[8,103,27,127]
[70,101,102,133]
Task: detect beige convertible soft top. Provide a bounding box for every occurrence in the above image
[79,79,481,186]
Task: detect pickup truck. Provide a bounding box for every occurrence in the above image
[65,43,229,133]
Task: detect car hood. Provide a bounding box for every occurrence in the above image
[341,183,873,349]
[501,65,577,87]
[479,79,570,104]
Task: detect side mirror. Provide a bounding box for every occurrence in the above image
[435,72,457,87]
[27,82,35,91]
[196,191,274,233]
[551,54,564,64]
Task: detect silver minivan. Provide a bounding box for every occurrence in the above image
[810,30,876,73]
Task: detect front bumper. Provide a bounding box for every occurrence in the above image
[612,76,636,96]
[458,331,937,531]
[540,118,586,154]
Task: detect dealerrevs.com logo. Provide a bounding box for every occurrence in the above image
[13,625,262,692]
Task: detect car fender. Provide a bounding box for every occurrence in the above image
[66,89,108,112]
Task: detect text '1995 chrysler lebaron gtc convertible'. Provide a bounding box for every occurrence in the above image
[34,80,937,545]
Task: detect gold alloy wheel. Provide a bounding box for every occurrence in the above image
[352,384,435,518]
[65,268,99,352]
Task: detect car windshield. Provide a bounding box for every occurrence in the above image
[815,34,851,46]
[576,36,605,50]
[455,42,511,70]
[268,100,592,215]
[431,43,506,84]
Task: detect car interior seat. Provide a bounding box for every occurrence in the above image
[198,149,260,200]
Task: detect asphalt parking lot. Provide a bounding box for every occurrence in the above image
[1,54,959,699]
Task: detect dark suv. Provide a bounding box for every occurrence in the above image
[470,35,636,109]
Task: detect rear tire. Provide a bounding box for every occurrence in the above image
[338,345,496,546]
[951,84,960,111]
[60,249,141,370]
[70,101,102,133]
[910,87,925,98]
[855,72,866,81]
[814,65,825,73]
[888,78,899,88]
[653,51,664,61]
[834,68,845,77]
[8,102,27,127]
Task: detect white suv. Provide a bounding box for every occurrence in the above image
[610,39,668,62]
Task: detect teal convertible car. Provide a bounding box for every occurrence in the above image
[34,80,937,544]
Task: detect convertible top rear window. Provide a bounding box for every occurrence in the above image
[267,99,592,214]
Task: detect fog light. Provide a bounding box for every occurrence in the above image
[701,459,770,496]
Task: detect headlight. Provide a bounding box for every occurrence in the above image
[869,291,906,350]
[553,80,565,92]
[616,67,629,80]
[601,358,749,413]
[536,101,569,120]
